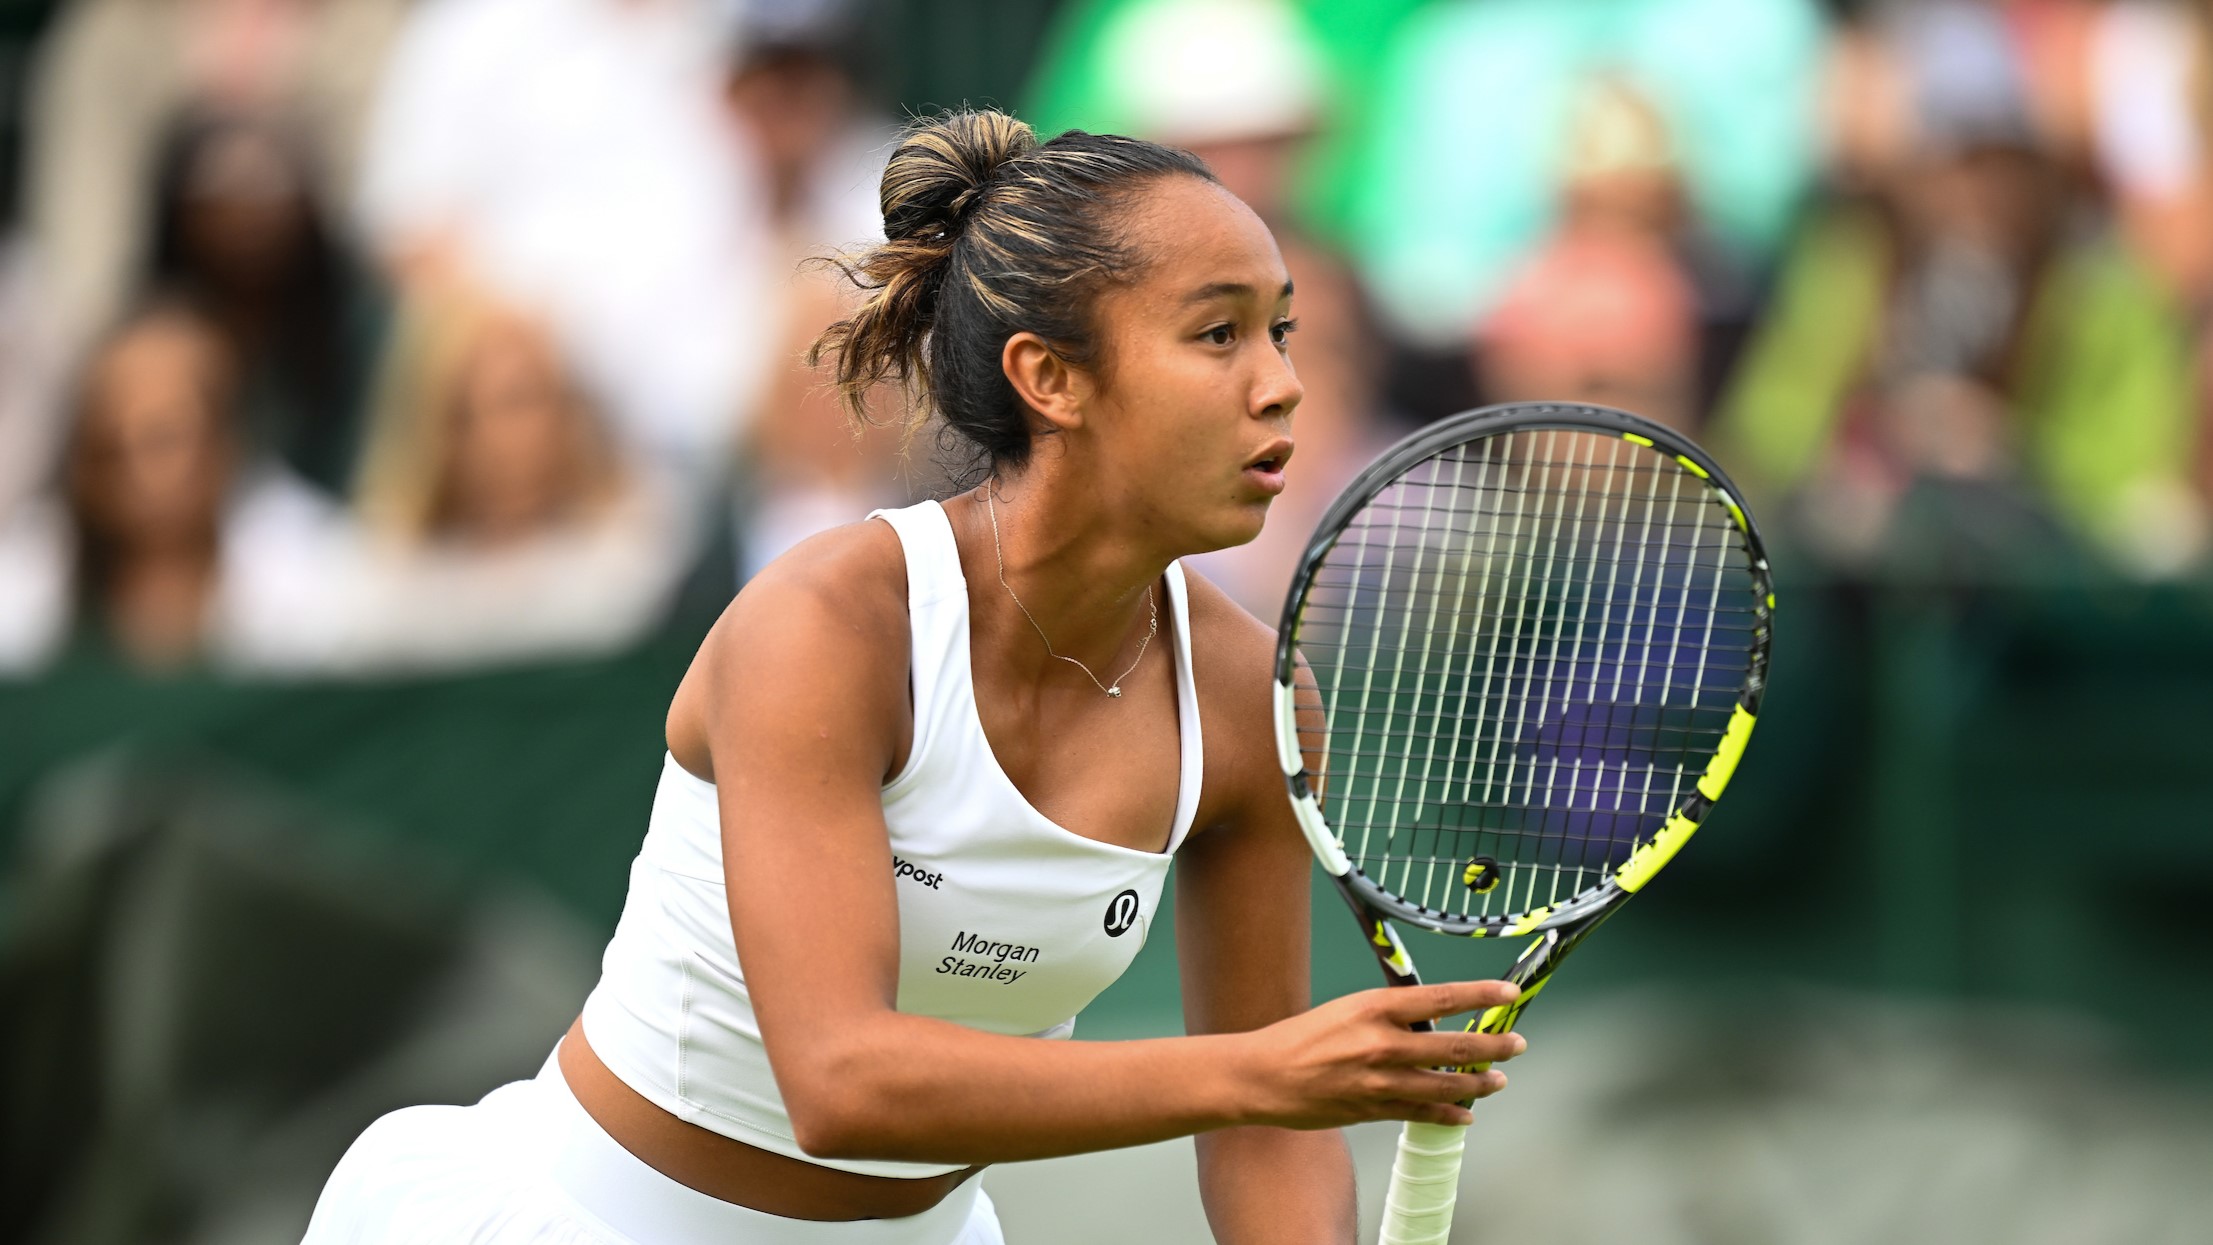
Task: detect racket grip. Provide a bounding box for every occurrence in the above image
[1378,1120,1467,1245]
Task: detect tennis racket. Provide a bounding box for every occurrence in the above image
[1271,402,1773,1245]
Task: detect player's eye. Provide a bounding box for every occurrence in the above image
[1200,324,1236,346]
[1271,318,1300,347]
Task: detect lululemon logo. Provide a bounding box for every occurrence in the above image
[1103,889,1141,937]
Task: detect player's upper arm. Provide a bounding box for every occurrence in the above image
[694,520,912,1096]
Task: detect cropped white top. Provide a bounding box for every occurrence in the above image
[578,500,1202,1177]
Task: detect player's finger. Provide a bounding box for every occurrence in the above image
[1375,980,1520,1024]
[1395,1029,1527,1069]
[1378,1067,1507,1104]
[1388,1101,1476,1127]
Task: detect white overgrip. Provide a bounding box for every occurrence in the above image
[1378,1119,1467,1244]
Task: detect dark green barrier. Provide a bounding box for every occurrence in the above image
[0,641,695,928]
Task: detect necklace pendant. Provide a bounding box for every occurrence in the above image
[1106,686,1122,698]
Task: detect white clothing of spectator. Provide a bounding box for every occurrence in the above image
[355,0,778,475]
[220,478,691,676]
[0,465,357,675]
[0,236,66,523]
[0,503,69,672]
[0,456,682,680]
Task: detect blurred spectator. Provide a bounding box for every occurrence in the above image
[355,0,777,476]
[145,107,387,494]
[1338,0,1825,355]
[0,291,671,681]
[0,242,73,670]
[63,303,236,671]
[727,0,887,257]
[1477,76,1705,433]
[2053,0,2213,534]
[309,300,693,671]
[1022,0,1482,425]
[356,305,628,546]
[734,267,911,578]
[724,0,907,576]
[1023,0,1430,245]
[0,299,350,674]
[1025,0,1408,615]
[1714,0,2203,576]
[2080,1,2204,307]
[1076,0,1326,206]
[0,235,66,524]
[25,0,409,357]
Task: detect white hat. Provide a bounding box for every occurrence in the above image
[1095,0,1327,147]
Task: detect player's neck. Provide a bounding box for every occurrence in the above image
[954,478,1169,668]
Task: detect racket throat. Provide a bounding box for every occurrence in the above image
[1337,888,1426,993]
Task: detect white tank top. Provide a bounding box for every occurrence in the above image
[579,500,1203,1177]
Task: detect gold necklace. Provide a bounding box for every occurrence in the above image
[986,491,1157,698]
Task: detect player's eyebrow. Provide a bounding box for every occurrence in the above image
[1181,280,1295,305]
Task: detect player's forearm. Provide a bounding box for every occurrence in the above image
[777,1016,1262,1164]
[1196,1126,1357,1244]
[774,982,1523,1165]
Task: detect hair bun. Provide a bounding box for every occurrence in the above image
[879,111,1039,242]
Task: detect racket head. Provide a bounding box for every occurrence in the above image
[1274,403,1772,938]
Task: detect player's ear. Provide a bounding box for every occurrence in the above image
[1002,332,1092,434]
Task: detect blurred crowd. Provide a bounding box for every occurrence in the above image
[2,0,2211,679]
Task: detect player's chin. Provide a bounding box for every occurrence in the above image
[1194,495,1272,552]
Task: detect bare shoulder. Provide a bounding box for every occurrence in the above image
[669,519,911,775]
[734,516,909,627]
[1181,567,1280,709]
[703,517,912,683]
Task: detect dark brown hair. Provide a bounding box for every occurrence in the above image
[63,299,240,610]
[810,110,1214,481]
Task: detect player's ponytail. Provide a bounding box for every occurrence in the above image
[810,108,1214,484]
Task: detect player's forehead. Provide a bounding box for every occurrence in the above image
[1116,177,1290,311]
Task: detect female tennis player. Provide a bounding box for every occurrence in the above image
[304,109,1526,1245]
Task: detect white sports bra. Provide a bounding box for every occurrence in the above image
[578,500,1203,1177]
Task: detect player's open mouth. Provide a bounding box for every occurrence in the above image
[1244,440,1294,494]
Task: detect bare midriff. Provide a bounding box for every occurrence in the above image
[556,1019,983,1221]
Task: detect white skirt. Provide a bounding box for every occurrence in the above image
[302,1056,1002,1245]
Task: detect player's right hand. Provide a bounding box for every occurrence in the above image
[1235,981,1528,1130]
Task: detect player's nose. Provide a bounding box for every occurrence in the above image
[1253,348,1302,421]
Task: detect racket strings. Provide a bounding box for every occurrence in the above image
[1294,428,1759,922]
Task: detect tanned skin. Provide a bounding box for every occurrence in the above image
[560,177,1526,1240]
